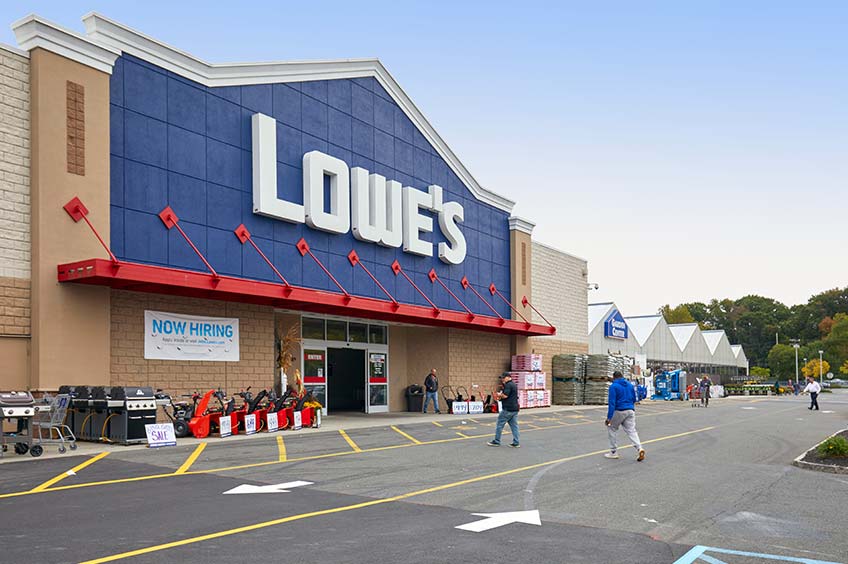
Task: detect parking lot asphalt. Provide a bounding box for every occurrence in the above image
[0,394,846,564]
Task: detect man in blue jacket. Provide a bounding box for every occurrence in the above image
[605,370,646,461]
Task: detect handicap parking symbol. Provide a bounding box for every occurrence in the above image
[674,545,843,564]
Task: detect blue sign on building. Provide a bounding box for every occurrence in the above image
[604,309,628,340]
[108,54,512,317]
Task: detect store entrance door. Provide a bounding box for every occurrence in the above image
[327,348,366,412]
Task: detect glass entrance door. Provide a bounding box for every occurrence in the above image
[367,351,388,413]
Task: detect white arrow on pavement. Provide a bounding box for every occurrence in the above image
[223,480,313,495]
[455,510,541,533]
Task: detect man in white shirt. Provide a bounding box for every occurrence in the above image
[802,376,821,411]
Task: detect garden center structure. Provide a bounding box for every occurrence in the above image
[588,302,749,384]
[0,13,589,413]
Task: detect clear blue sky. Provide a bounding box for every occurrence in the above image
[4,1,846,314]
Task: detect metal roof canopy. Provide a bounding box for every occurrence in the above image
[58,258,556,337]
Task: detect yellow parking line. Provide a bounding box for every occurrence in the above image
[78,426,713,564]
[390,425,421,445]
[339,430,361,452]
[456,432,470,438]
[276,435,286,462]
[432,421,443,427]
[30,451,110,492]
[174,443,206,475]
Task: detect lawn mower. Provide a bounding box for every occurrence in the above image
[441,386,457,413]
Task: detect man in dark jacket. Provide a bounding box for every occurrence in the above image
[488,374,520,448]
[605,371,645,461]
[423,368,441,414]
[699,375,712,407]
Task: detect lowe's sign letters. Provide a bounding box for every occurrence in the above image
[604,310,628,340]
[251,113,467,265]
[144,311,239,362]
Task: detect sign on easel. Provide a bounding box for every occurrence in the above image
[145,423,177,448]
[219,415,232,438]
[244,413,257,435]
[293,411,302,431]
[267,412,279,432]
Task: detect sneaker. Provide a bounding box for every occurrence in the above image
[436,410,441,414]
[509,443,520,448]
[604,452,620,459]
[637,449,646,462]
[487,440,500,447]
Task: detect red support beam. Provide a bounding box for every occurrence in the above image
[489,283,529,325]
[391,260,439,316]
[522,295,554,329]
[296,238,349,298]
[460,276,504,322]
[234,224,291,290]
[158,207,218,280]
[63,197,119,265]
[348,250,397,306]
[57,258,556,336]
[428,269,473,319]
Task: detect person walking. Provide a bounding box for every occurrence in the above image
[700,375,712,407]
[488,374,520,448]
[422,368,441,414]
[793,380,801,396]
[605,370,645,461]
[802,376,821,411]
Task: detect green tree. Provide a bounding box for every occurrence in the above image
[660,304,695,324]
[750,366,771,378]
[767,344,797,380]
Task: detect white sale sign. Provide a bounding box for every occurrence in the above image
[144,310,239,362]
[452,401,469,415]
[293,411,302,431]
[244,413,257,435]
[266,412,279,432]
[468,401,484,415]
[219,415,232,438]
[145,423,177,448]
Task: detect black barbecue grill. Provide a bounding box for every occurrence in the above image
[0,391,43,457]
[106,386,157,445]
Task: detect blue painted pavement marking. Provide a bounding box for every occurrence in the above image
[673,545,844,564]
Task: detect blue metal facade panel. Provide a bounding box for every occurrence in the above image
[109,54,511,316]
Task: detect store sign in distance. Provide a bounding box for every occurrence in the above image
[604,309,628,340]
[252,113,467,265]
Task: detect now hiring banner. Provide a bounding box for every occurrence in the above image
[144,310,240,362]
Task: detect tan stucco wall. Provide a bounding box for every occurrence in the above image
[0,336,29,390]
[29,48,112,391]
[111,290,275,397]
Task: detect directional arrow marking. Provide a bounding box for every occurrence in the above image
[455,510,541,532]
[223,480,313,495]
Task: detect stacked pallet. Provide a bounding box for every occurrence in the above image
[582,354,633,405]
[583,379,611,405]
[511,354,543,372]
[551,354,587,405]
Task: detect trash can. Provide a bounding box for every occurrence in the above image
[406,385,424,412]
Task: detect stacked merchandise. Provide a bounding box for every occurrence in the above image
[509,354,549,409]
[583,354,632,405]
[551,354,586,405]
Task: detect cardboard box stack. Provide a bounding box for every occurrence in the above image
[509,354,549,409]
[583,355,632,405]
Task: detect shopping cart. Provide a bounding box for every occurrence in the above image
[32,394,78,454]
[688,386,703,407]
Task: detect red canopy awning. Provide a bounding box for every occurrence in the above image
[58,259,556,337]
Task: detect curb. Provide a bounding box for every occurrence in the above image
[792,428,848,475]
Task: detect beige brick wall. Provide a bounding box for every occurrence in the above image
[0,45,30,282]
[447,329,511,397]
[528,241,589,378]
[110,290,275,398]
[0,45,31,348]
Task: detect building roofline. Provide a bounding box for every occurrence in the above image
[12,14,120,73]
[78,12,516,213]
[531,239,588,263]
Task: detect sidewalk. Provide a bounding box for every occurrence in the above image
[1,404,603,464]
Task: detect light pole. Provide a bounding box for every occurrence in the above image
[792,342,800,395]
[819,350,824,385]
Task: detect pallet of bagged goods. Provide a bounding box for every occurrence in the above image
[551,353,587,405]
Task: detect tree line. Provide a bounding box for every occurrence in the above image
[660,286,848,380]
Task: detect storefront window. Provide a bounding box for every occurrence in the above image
[368,324,387,344]
[305,384,326,409]
[348,322,368,343]
[326,320,347,341]
[302,317,325,340]
[369,384,388,406]
[303,349,326,379]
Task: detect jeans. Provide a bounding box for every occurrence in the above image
[810,392,819,410]
[423,391,440,413]
[493,410,519,445]
[608,410,642,452]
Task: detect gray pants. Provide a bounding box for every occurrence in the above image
[608,409,642,452]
